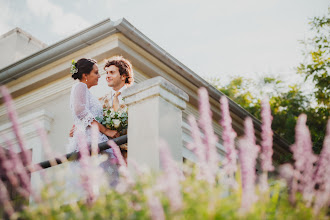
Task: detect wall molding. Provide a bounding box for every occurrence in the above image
[0,109,54,149]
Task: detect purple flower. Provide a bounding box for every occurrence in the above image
[108,140,125,167]
[107,140,135,190]
[198,88,219,179]
[290,114,317,204]
[0,145,19,187]
[1,136,31,199]
[35,122,59,168]
[238,117,260,212]
[0,86,31,166]
[187,115,205,163]
[146,190,165,220]
[259,98,274,192]
[159,140,183,211]
[260,97,274,172]
[77,132,97,205]
[313,119,330,213]
[279,164,299,205]
[187,115,214,184]
[0,179,15,218]
[219,96,237,178]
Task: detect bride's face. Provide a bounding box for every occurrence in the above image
[86,64,100,87]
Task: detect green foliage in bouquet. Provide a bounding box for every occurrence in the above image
[96,107,128,133]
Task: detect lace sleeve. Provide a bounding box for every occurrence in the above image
[72,83,95,129]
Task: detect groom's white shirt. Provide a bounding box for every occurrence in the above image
[99,84,127,107]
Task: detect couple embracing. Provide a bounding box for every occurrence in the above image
[67,56,133,186]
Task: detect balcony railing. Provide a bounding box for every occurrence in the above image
[36,135,127,170]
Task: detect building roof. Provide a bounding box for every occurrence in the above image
[0,27,47,69]
[0,27,47,47]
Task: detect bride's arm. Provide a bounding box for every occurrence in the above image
[72,83,119,138]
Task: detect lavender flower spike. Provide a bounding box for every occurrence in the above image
[239,117,260,212]
[108,140,126,167]
[146,190,165,220]
[159,140,183,211]
[0,145,19,187]
[0,86,31,166]
[187,115,205,164]
[260,97,274,172]
[219,96,237,177]
[198,87,219,180]
[0,179,15,218]
[77,132,96,205]
[313,119,330,213]
[1,136,31,199]
[259,97,274,192]
[187,113,214,184]
[290,114,317,205]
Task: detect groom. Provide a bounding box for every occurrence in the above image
[99,56,134,110]
[100,56,133,161]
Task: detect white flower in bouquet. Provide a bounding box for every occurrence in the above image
[112,119,121,128]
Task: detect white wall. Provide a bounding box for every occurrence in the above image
[0,28,46,69]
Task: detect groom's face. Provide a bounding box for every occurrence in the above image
[105,65,125,89]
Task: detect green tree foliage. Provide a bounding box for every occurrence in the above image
[209,76,328,154]
[297,8,330,106]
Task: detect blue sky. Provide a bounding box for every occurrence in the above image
[0,0,328,83]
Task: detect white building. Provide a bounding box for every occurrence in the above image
[0,18,291,201]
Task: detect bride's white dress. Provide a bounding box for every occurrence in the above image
[67,82,118,194]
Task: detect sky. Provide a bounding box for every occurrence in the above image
[0,0,328,84]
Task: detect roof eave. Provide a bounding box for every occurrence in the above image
[0,18,117,84]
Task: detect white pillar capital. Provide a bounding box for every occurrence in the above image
[122,76,188,110]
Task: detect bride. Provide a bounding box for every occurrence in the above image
[67,58,119,189]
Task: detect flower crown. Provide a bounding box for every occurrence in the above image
[70,60,78,74]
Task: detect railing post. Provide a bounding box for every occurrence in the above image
[122,76,189,171]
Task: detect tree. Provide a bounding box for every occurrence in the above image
[297,8,330,106]
[209,75,328,154]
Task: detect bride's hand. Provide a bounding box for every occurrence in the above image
[105,129,120,139]
[69,125,75,137]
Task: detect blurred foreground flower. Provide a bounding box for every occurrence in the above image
[0,85,329,219]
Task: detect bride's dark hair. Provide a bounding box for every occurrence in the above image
[71,58,96,80]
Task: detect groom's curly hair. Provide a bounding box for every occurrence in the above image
[104,56,134,86]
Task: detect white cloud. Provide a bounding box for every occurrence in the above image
[26,0,91,36]
[0,0,12,35]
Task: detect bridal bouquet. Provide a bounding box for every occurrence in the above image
[96,104,128,135]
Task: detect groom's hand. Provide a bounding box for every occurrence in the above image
[69,125,75,137]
